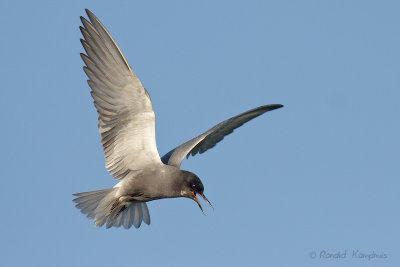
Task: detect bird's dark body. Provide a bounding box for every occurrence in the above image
[114,165,198,201]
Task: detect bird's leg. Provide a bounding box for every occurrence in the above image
[111,199,120,211]
[110,196,137,216]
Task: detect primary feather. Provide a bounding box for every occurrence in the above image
[81,9,162,180]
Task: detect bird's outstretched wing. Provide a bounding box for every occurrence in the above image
[161,104,283,168]
[80,9,161,180]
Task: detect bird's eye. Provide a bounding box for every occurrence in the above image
[191,184,196,189]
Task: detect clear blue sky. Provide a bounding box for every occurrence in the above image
[1,1,399,266]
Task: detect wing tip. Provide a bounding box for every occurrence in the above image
[85,8,93,18]
[80,14,92,29]
[85,9,101,26]
[266,104,284,110]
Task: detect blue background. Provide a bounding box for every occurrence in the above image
[1,1,399,266]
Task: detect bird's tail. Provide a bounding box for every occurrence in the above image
[73,188,151,229]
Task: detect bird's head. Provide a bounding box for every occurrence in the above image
[180,171,213,214]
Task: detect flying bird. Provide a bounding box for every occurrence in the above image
[73,9,283,229]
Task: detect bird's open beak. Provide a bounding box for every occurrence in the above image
[192,191,213,215]
[199,193,213,209]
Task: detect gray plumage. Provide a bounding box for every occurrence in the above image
[161,105,283,167]
[73,9,283,229]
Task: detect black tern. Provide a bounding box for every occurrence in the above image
[73,9,283,229]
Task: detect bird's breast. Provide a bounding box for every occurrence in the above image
[113,167,181,200]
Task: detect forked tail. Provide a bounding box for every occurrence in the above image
[73,188,150,229]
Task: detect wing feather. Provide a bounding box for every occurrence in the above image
[161,104,283,168]
[80,9,161,180]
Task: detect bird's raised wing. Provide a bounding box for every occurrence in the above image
[161,104,283,168]
[80,9,161,180]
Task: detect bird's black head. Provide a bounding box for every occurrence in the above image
[185,173,204,194]
[180,171,213,214]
